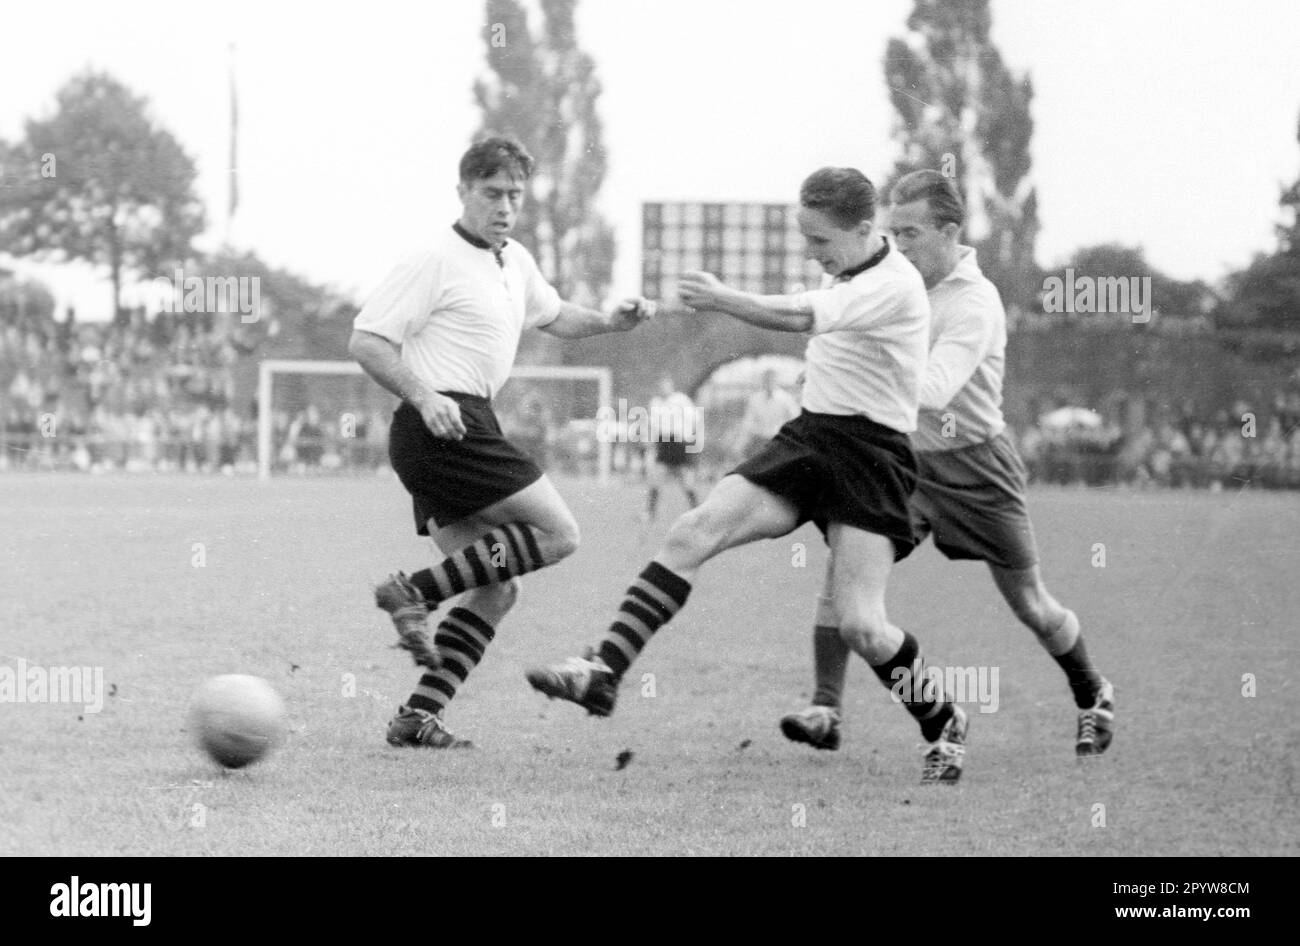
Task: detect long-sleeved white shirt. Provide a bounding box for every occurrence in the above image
[912,246,1008,453]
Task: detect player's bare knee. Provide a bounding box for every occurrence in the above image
[538,517,580,562]
[465,579,520,623]
[663,507,718,563]
[837,608,890,655]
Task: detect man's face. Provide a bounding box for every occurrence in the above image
[797,207,872,277]
[888,199,954,287]
[457,171,525,244]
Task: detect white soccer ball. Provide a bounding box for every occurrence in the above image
[188,674,287,769]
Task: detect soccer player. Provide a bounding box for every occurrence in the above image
[348,135,653,748]
[779,170,1115,757]
[642,376,701,522]
[733,368,800,461]
[527,167,972,784]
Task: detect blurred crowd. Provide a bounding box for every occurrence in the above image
[2,304,251,471]
[1013,392,1300,490]
[5,304,1300,489]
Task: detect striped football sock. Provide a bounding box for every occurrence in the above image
[596,561,691,679]
[407,607,497,714]
[870,631,954,742]
[409,523,545,606]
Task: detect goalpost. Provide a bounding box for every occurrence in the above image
[257,359,613,483]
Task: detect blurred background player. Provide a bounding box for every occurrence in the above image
[642,375,701,522]
[348,135,653,749]
[528,167,971,784]
[780,169,1114,758]
[732,368,800,463]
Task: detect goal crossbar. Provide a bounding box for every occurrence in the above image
[256,359,613,482]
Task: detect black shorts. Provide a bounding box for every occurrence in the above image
[911,432,1040,570]
[655,440,697,468]
[388,394,543,536]
[731,410,919,560]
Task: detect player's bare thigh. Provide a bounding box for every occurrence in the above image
[432,474,580,563]
[658,473,800,580]
[826,522,903,662]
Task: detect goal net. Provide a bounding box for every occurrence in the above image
[256,359,613,483]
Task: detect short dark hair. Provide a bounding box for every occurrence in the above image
[799,167,877,229]
[459,134,534,183]
[890,169,965,229]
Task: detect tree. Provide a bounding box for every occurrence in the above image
[472,0,615,316]
[1057,243,1215,322]
[0,71,206,322]
[883,0,1039,311]
[1216,110,1300,333]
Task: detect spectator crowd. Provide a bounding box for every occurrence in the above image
[4,303,1300,489]
[1013,391,1300,490]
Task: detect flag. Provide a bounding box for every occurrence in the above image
[228,43,239,224]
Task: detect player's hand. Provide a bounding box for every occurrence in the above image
[610,297,656,331]
[414,391,467,441]
[678,271,728,310]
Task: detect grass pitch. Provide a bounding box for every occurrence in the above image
[2,472,1297,856]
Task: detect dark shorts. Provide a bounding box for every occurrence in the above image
[911,431,1040,571]
[731,410,919,560]
[388,394,543,536]
[655,439,697,468]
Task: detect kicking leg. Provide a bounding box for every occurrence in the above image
[527,474,800,715]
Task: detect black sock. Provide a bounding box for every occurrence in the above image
[1054,637,1104,708]
[812,624,850,709]
[870,632,954,742]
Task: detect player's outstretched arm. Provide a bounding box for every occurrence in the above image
[679,271,813,333]
[540,299,656,339]
[347,329,466,440]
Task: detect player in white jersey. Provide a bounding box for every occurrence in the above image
[781,170,1114,758]
[527,167,970,784]
[348,136,653,748]
[734,368,800,461]
[642,376,702,522]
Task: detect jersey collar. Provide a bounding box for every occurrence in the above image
[452,222,507,266]
[833,236,891,282]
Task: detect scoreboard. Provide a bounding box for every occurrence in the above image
[640,201,819,301]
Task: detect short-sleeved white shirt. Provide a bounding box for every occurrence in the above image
[353,223,563,399]
[793,238,930,433]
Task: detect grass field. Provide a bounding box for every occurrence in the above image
[2,471,1297,856]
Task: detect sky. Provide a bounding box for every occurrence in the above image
[2,0,1299,319]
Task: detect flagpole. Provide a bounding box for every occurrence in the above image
[226,41,238,248]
